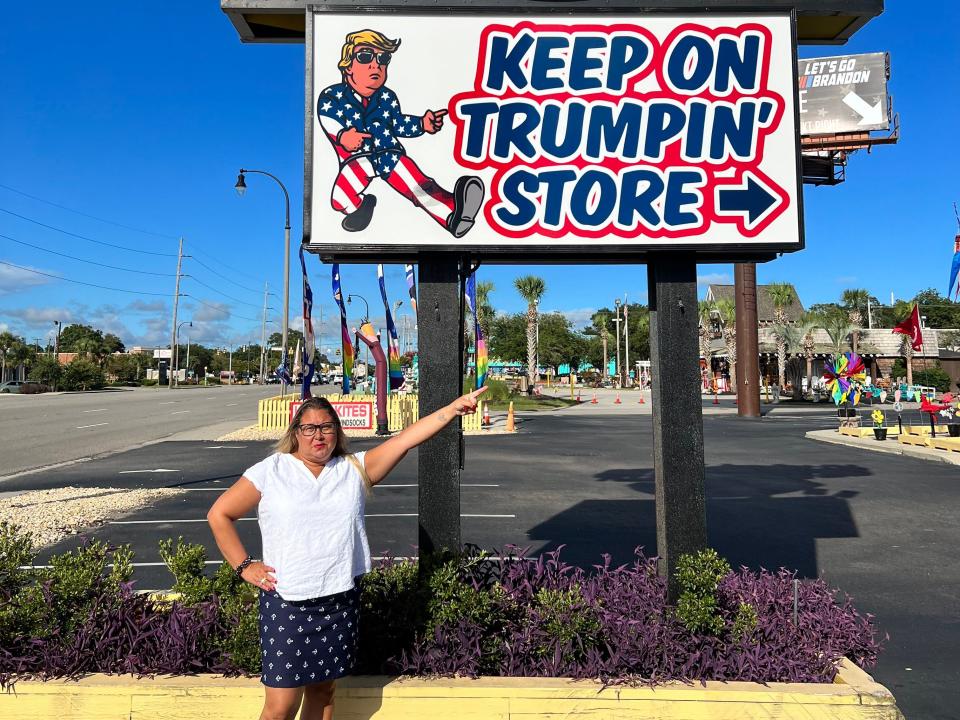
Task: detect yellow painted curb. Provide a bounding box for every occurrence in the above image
[0,660,901,719]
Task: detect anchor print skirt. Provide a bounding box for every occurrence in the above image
[258,585,360,688]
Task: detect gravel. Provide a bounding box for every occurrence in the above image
[0,486,185,548]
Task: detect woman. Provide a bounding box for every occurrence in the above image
[207,387,486,720]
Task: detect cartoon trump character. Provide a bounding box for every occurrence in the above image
[317,29,484,237]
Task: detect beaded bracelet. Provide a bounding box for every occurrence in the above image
[235,555,254,578]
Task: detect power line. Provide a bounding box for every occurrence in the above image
[0,232,174,277]
[186,241,266,284]
[0,207,177,257]
[187,255,261,295]
[0,259,168,296]
[182,295,260,323]
[184,275,261,309]
[0,182,178,240]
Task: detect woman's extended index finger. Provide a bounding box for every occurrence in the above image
[470,386,490,399]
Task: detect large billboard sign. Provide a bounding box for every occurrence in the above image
[798,52,890,136]
[305,12,802,259]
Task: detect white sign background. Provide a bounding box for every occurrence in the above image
[308,13,801,254]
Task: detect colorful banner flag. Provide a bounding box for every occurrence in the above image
[892,303,923,352]
[377,264,405,391]
[404,264,418,316]
[950,234,960,301]
[465,271,487,389]
[332,263,354,394]
[299,246,316,399]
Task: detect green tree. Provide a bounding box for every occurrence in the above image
[0,331,21,381]
[489,313,530,365]
[821,312,853,357]
[713,298,737,389]
[476,281,495,339]
[104,354,142,383]
[61,357,105,391]
[29,355,62,388]
[767,283,796,388]
[536,313,588,373]
[102,333,125,354]
[593,313,610,377]
[58,324,104,353]
[798,312,821,398]
[914,288,960,328]
[698,301,715,363]
[841,288,872,354]
[513,275,546,387]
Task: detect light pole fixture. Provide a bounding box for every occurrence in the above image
[175,320,192,386]
[347,293,370,321]
[236,168,291,396]
[614,298,622,386]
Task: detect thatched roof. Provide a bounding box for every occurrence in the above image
[706,284,806,324]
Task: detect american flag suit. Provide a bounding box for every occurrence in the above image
[317,81,455,228]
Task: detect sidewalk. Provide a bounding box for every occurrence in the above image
[806,428,960,466]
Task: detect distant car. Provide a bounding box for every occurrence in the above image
[0,381,24,393]
[265,376,281,384]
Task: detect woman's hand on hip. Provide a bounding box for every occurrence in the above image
[242,561,277,592]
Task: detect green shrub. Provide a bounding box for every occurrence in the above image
[731,601,759,642]
[61,357,105,390]
[674,548,731,635]
[913,367,952,393]
[463,376,513,402]
[28,356,62,388]
[531,584,601,663]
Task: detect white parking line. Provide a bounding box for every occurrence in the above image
[171,410,190,415]
[159,401,176,405]
[76,422,109,430]
[81,408,107,413]
[226,403,238,407]
[110,512,517,525]
[118,469,180,474]
[377,484,499,488]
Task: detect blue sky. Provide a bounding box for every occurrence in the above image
[1,2,958,354]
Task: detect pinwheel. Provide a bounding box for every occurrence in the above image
[821,352,867,406]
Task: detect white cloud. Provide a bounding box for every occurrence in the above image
[697,272,733,288]
[0,263,52,295]
[554,307,597,329]
[835,276,858,285]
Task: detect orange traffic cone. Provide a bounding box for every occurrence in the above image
[614,394,622,405]
[577,390,582,402]
[713,391,719,405]
[591,394,598,404]
[505,401,516,432]
[482,401,491,426]
[638,393,645,405]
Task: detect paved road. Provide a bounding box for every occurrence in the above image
[2,400,955,719]
[0,384,293,478]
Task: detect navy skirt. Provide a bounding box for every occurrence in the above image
[258,585,360,688]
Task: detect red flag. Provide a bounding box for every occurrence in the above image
[892,303,923,352]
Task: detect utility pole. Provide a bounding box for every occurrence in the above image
[168,237,184,390]
[260,281,269,384]
[867,298,873,329]
[624,295,630,387]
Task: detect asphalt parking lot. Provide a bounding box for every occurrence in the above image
[4,401,957,720]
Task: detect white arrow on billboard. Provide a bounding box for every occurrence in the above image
[842,91,885,126]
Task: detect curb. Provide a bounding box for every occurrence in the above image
[0,660,900,720]
[805,429,960,466]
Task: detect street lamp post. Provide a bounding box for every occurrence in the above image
[236,168,291,396]
[175,320,192,386]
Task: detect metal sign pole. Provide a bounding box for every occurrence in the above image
[417,254,464,556]
[648,255,707,602]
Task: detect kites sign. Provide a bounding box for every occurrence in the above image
[797,52,890,136]
[305,12,802,259]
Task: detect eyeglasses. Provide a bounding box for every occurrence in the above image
[297,423,337,437]
[353,49,392,66]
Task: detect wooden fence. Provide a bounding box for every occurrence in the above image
[258,394,485,432]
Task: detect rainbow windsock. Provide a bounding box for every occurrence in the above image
[377,265,405,391]
[465,271,488,389]
[332,264,353,394]
[822,351,867,406]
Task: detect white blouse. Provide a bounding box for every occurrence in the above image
[243,451,371,601]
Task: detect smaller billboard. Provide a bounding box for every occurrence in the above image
[797,52,890,136]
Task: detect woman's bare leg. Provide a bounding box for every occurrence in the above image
[300,680,336,720]
[260,686,304,720]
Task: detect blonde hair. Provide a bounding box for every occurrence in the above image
[276,397,349,457]
[338,29,400,74]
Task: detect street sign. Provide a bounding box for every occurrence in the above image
[797,52,890,136]
[304,12,803,260]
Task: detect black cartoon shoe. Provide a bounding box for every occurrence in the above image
[341,195,377,232]
[446,177,484,238]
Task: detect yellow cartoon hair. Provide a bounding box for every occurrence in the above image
[338,30,401,73]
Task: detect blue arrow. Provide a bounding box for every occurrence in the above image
[717,176,778,225]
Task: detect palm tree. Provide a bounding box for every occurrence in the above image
[821,311,854,358]
[798,312,821,397]
[697,301,714,362]
[767,283,795,325]
[713,298,737,390]
[770,322,801,396]
[0,331,23,382]
[514,275,546,389]
[594,313,610,378]
[841,288,870,354]
[476,281,495,339]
